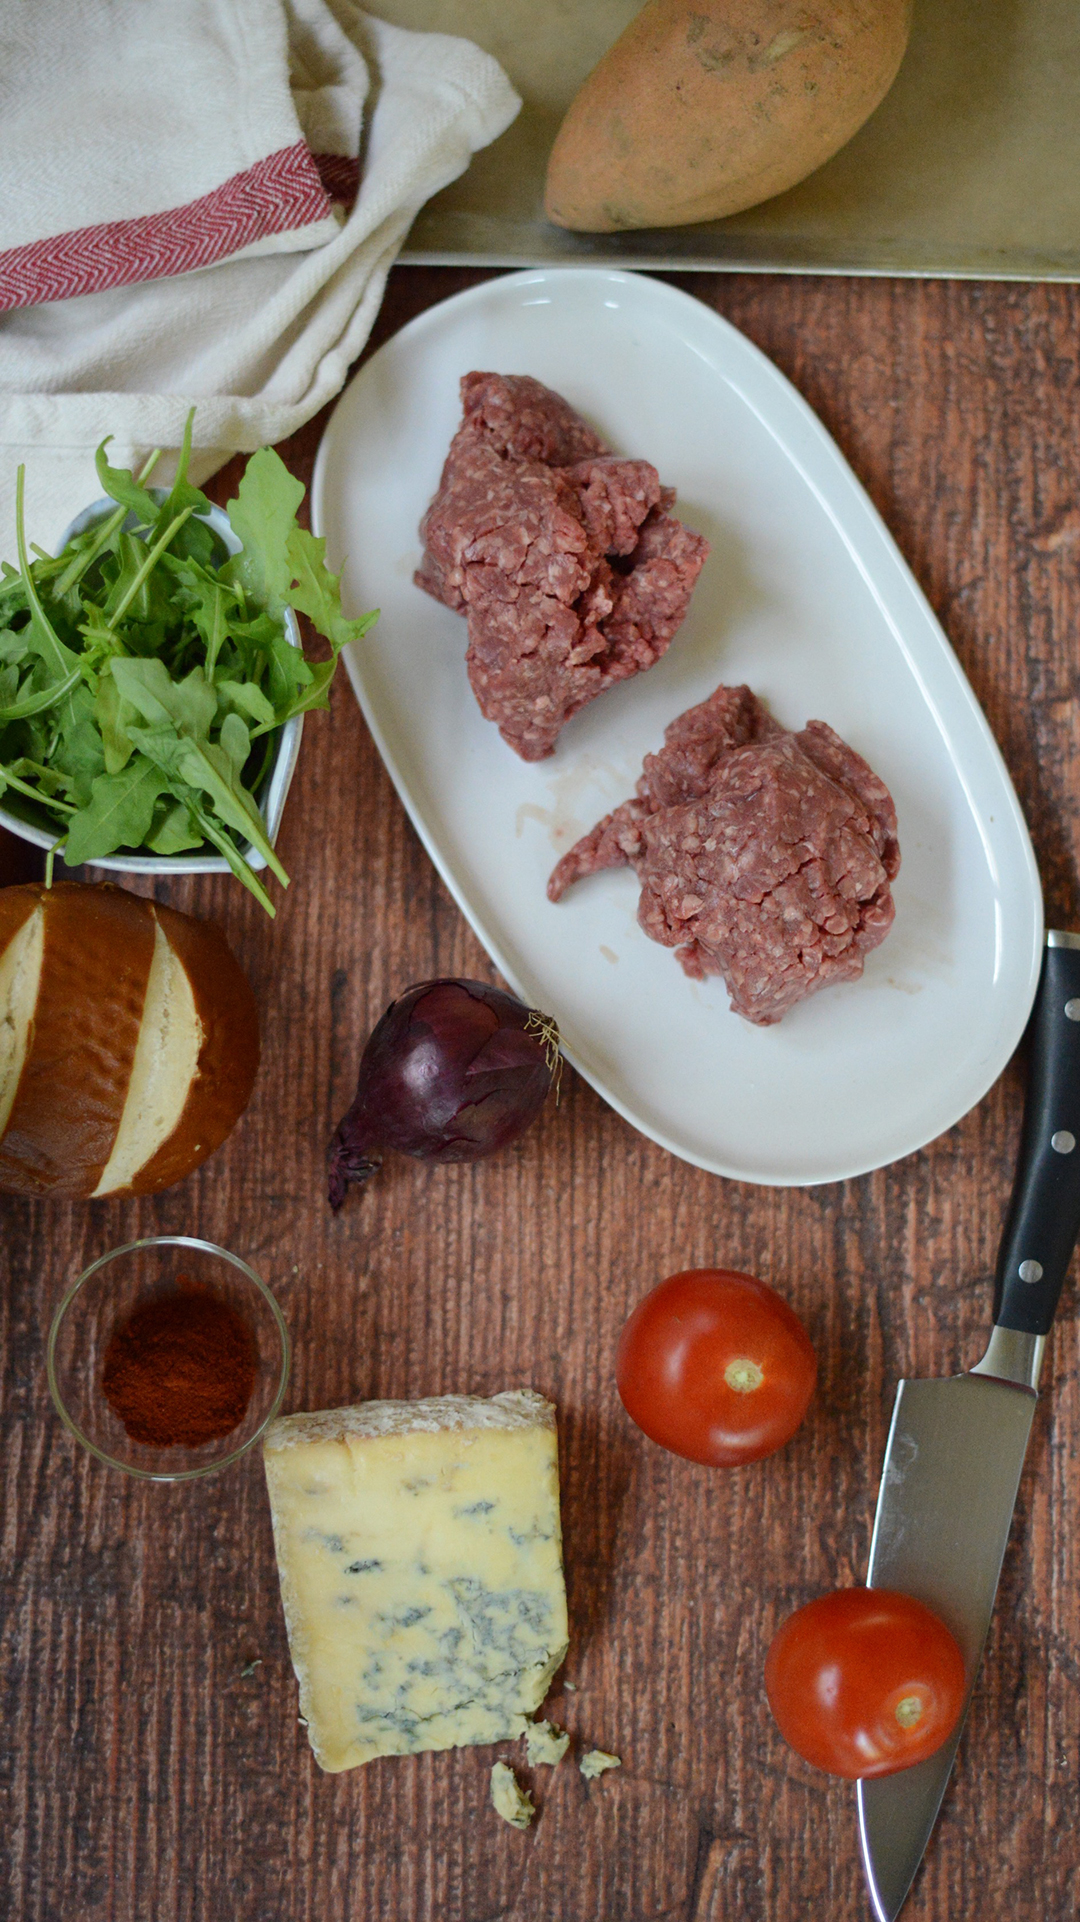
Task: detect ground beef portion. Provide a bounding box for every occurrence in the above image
[456,370,608,466]
[416,374,710,761]
[548,684,900,1026]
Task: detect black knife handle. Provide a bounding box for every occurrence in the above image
[995,936,1080,1335]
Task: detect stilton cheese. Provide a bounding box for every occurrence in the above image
[490,1761,534,1829]
[263,1390,569,1773]
[579,1748,621,1779]
[524,1718,570,1767]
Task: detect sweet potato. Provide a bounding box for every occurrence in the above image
[544,0,912,232]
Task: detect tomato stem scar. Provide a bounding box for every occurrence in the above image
[895,1695,925,1728]
[724,1357,764,1393]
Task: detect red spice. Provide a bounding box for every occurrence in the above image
[101,1275,257,1448]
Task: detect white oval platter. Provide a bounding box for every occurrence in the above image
[311,268,1042,1186]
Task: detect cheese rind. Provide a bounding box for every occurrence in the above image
[263,1390,569,1773]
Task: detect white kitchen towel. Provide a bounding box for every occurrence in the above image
[0,1,520,551]
[0,0,358,310]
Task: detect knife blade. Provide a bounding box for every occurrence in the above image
[858,929,1080,1921]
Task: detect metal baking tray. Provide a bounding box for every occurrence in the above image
[389,0,1080,279]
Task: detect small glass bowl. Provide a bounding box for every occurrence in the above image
[47,1236,291,1481]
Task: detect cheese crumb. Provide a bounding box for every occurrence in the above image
[491,1761,535,1829]
[579,1748,621,1779]
[524,1719,570,1767]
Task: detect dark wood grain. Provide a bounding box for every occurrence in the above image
[3,266,1080,1922]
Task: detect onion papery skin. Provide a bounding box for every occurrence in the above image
[328,978,557,1210]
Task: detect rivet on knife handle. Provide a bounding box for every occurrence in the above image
[993,931,1080,1340]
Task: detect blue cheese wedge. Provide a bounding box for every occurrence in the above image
[579,1748,621,1779]
[263,1390,569,1773]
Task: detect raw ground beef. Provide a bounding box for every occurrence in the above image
[415,373,710,760]
[548,684,900,1025]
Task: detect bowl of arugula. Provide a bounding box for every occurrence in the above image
[0,416,376,915]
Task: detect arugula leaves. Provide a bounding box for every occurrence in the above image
[0,419,377,913]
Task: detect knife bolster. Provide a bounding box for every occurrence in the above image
[971,1324,1045,1390]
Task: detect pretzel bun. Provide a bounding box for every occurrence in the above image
[0,882,259,1198]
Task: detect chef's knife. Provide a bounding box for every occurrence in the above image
[858,930,1080,1921]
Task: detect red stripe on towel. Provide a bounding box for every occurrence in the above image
[0,142,336,314]
[312,152,360,210]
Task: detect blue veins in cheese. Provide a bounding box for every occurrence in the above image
[262,1390,569,1774]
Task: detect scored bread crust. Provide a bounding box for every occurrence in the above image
[119,901,260,1197]
[0,888,42,1137]
[0,888,38,952]
[0,883,155,1196]
[0,882,260,1199]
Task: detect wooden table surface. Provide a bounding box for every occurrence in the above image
[3,265,1080,1922]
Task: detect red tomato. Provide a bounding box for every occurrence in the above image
[615,1268,816,1466]
[765,1587,967,1779]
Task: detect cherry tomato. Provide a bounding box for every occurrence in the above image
[615,1268,816,1466]
[765,1587,967,1779]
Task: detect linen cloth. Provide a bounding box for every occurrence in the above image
[0,0,520,551]
[0,0,354,307]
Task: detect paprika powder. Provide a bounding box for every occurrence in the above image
[101,1276,257,1447]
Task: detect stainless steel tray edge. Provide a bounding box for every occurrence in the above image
[386,0,1080,284]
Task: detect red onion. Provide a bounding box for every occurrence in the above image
[328,978,560,1211]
